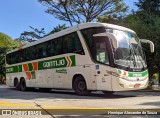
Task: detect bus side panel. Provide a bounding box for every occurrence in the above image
[6,74,12,87]
[7,72,26,87]
[68,65,92,90]
[96,65,112,91]
[90,65,97,90]
[68,54,94,90]
[53,67,69,89]
[31,69,54,88]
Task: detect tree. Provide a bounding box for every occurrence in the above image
[0,33,20,84]
[133,0,160,80]
[38,0,127,26]
[98,0,160,83]
[18,26,46,43]
[18,24,67,42]
[47,24,68,35]
[135,0,160,16]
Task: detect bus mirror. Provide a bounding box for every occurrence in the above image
[140,39,154,53]
[93,33,118,49]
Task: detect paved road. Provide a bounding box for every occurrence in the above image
[0,85,160,117]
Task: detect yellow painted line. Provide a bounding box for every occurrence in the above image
[0,102,35,107]
[41,105,101,109]
[0,102,112,109]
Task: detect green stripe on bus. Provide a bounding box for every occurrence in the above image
[38,55,75,70]
[128,70,148,77]
[6,55,76,73]
[18,65,22,72]
[28,63,33,71]
[70,55,76,67]
[6,66,19,73]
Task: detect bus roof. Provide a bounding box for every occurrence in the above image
[7,22,136,54]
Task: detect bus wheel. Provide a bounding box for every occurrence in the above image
[20,79,27,91]
[73,76,91,96]
[14,78,20,91]
[102,91,114,95]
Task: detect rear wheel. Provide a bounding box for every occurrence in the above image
[73,76,91,96]
[20,79,27,91]
[14,78,20,90]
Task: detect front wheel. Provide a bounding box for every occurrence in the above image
[73,76,91,96]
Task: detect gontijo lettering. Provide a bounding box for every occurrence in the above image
[43,59,65,68]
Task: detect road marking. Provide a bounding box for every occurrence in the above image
[0,102,35,107]
[0,102,112,109]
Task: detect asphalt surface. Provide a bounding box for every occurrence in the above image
[0,85,160,117]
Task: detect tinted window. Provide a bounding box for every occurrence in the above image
[81,27,110,65]
[62,32,84,55]
[6,32,84,64]
[26,46,35,61]
[35,43,48,59]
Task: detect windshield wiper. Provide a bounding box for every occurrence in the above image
[126,44,137,69]
[132,45,145,70]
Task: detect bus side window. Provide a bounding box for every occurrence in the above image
[63,34,74,54]
[19,49,25,62]
[26,46,36,61]
[54,38,62,55]
[62,32,84,55]
[6,53,12,64]
[36,43,47,59]
[13,51,21,63]
[73,33,84,55]
[62,36,68,54]
[47,40,55,57]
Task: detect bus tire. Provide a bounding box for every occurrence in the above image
[14,78,20,91]
[102,91,114,95]
[20,78,27,91]
[73,76,91,96]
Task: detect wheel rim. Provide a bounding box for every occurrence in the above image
[78,81,86,92]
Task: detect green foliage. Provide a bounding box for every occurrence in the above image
[152,73,159,80]
[0,33,20,84]
[18,24,67,42]
[98,0,160,83]
[47,24,68,36]
[18,26,46,43]
[38,0,127,26]
[0,32,20,51]
[135,0,160,16]
[124,0,160,79]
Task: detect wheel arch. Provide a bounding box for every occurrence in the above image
[72,74,87,89]
[13,77,19,87]
[20,77,25,82]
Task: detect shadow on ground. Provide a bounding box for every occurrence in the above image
[0,85,159,100]
[0,85,138,100]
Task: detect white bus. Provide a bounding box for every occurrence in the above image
[6,22,154,95]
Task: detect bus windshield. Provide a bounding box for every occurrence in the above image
[107,29,147,69]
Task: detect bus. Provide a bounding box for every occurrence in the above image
[6,22,154,95]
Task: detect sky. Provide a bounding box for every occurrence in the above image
[0,0,138,39]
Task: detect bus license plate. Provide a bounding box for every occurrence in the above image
[134,84,140,88]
